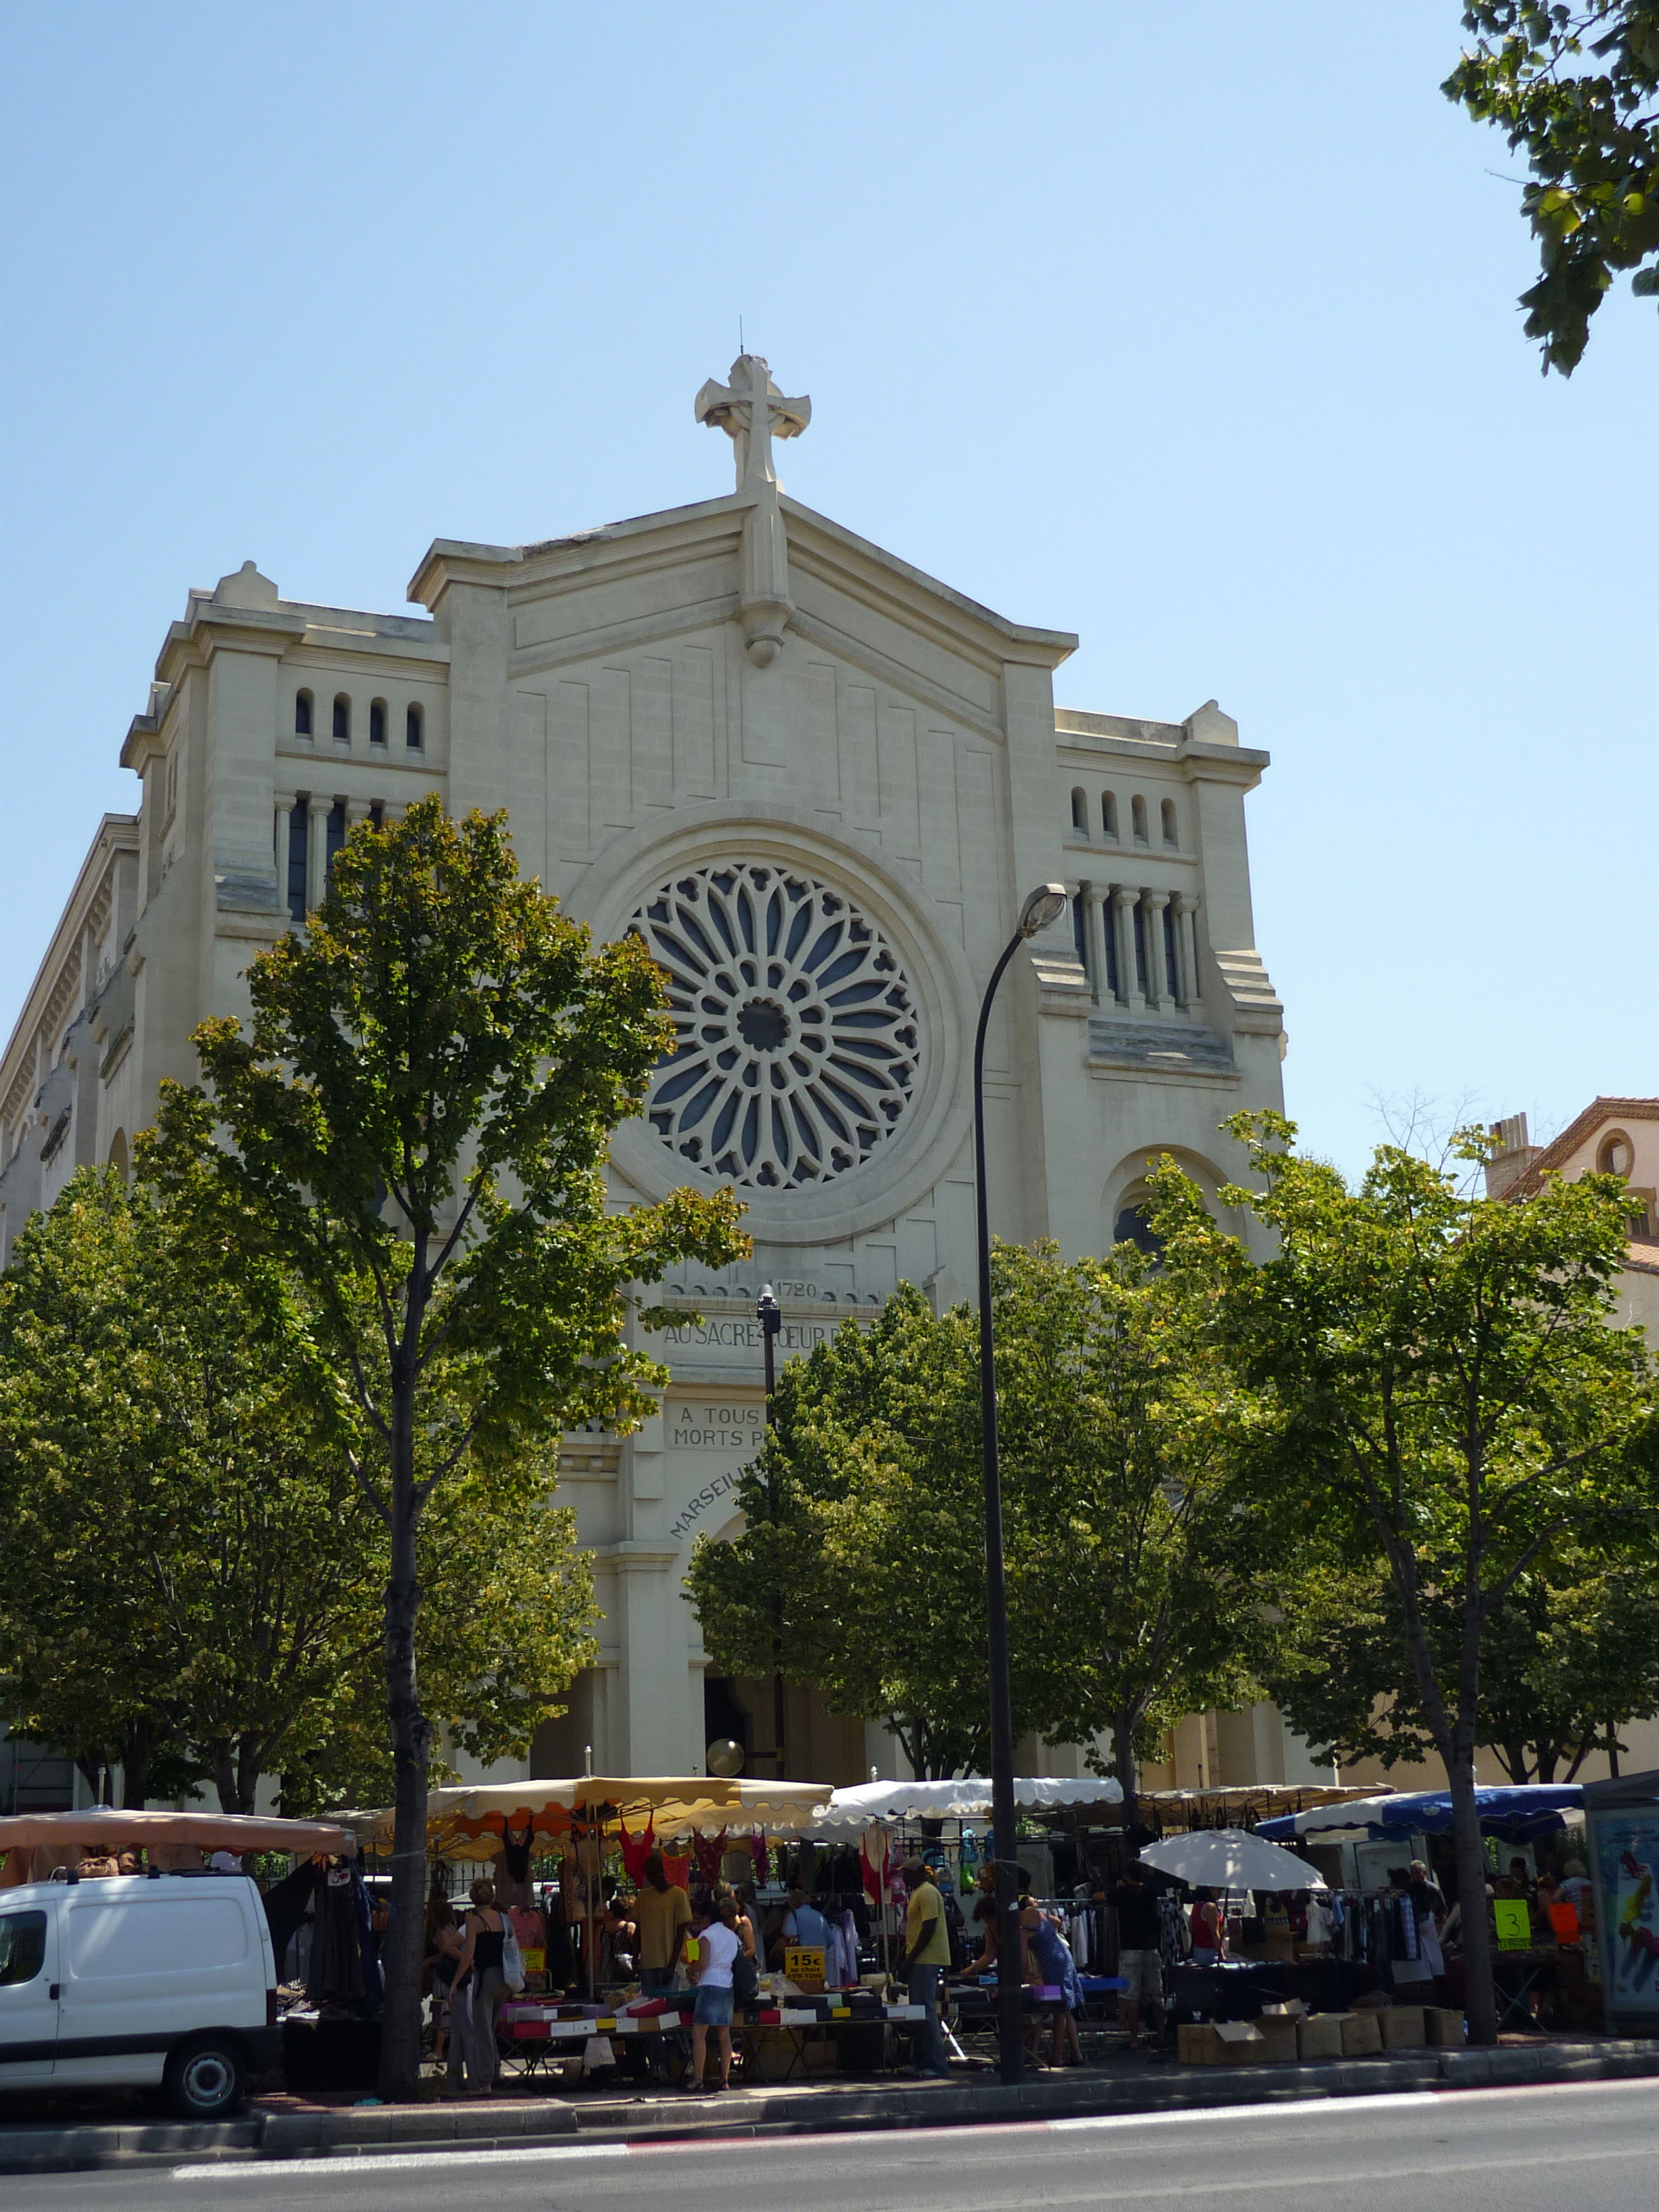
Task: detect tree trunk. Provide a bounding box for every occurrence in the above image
[1447,1742,1498,2046]
[209,1739,239,1817]
[209,1736,264,1818]
[1112,1712,1140,1835]
[119,1725,152,1810]
[377,1444,431,2100]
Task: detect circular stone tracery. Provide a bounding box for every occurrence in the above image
[631,863,920,1191]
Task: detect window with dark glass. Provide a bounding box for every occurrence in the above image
[1164,905,1181,1000]
[332,694,350,743]
[294,690,313,737]
[286,798,310,926]
[1162,797,1178,847]
[1113,1204,1163,1260]
[1072,894,1088,977]
[405,703,424,750]
[326,800,346,876]
[1101,791,1118,838]
[369,699,388,746]
[1070,787,1087,833]
[1132,901,1148,992]
[1103,899,1120,996]
[0,1910,47,1986]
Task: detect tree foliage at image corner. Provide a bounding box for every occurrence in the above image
[1446,3,1659,371]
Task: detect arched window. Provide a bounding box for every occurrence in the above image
[1101,791,1118,838]
[1131,795,1149,844]
[1161,798,1178,847]
[294,689,313,737]
[1070,787,1088,834]
[369,699,388,747]
[1598,1131,1635,1177]
[325,800,347,876]
[405,703,424,750]
[332,694,351,743]
[1113,1203,1163,1259]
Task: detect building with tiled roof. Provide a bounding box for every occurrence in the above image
[1486,1098,1659,1334]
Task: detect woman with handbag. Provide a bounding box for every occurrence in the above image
[447,1878,518,2095]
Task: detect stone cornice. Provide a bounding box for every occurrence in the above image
[153,601,307,689]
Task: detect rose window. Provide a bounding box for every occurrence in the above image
[631,864,920,1189]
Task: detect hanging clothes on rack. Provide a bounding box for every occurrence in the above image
[859,1828,888,1904]
[827,1910,860,1988]
[618,1817,656,1885]
[751,1830,770,1885]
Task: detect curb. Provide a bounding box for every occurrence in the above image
[3,2041,1656,2175]
[571,2038,1659,2144]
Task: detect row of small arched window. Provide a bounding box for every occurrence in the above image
[293,689,424,750]
[1069,787,1178,848]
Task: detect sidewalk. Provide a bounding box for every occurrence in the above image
[3,2034,1656,2175]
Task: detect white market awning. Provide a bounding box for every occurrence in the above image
[811,1776,1123,1830]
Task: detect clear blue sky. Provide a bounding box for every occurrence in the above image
[3,2,1652,1175]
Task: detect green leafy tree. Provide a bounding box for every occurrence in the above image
[1446,3,1659,371]
[1000,1224,1282,1831]
[688,1284,1002,1777]
[0,1164,380,1809]
[1195,1111,1654,2045]
[0,1164,600,1824]
[689,1240,1279,1797]
[1269,1544,1659,1784]
[150,797,745,2097]
[276,1463,599,1816]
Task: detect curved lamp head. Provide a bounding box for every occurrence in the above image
[1017,883,1069,938]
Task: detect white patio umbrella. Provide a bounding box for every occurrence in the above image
[1136,1826,1327,1891]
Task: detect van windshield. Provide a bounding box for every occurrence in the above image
[0,1910,46,1986]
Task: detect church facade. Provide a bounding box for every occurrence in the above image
[1,359,1309,1792]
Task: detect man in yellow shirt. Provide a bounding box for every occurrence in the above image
[899,1858,952,2076]
[632,1851,693,2080]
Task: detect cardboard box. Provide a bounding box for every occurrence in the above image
[1340,2011,1384,2056]
[1380,2005,1427,2049]
[1423,2007,1466,2047]
[1296,2013,1348,2061]
[1259,1998,1307,2020]
[1255,2016,1301,2064]
[1177,2022,1268,2066]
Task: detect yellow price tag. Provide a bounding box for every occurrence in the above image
[785,1945,826,1985]
[1494,1900,1532,1950]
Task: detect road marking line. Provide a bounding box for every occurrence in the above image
[173,2143,631,2179]
[1048,2091,1443,2130]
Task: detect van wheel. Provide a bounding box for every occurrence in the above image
[164,2037,245,2119]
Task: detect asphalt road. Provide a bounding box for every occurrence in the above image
[9,2080,1658,2212]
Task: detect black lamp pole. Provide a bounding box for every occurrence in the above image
[973,882,1069,2088]
[757,1283,785,1779]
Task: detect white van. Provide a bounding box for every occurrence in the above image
[0,1872,279,2116]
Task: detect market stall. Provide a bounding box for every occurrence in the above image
[0,1807,349,1888]
[1256,1784,1593,2033]
[350,1774,956,2081]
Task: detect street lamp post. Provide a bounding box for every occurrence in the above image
[757,1283,786,1778]
[974,882,1068,2088]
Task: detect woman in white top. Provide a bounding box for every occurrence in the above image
[686,1890,740,2091]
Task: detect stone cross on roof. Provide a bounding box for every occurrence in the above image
[695,354,811,492]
